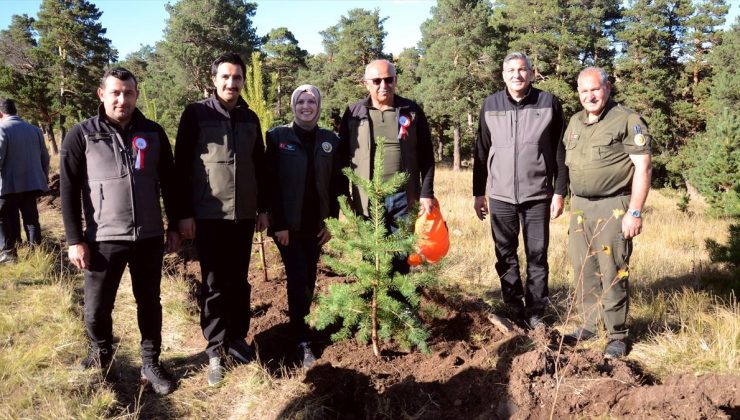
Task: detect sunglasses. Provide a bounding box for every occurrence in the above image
[367,77,395,86]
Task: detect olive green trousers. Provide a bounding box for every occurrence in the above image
[568,195,633,340]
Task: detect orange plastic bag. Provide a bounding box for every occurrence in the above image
[408,198,449,265]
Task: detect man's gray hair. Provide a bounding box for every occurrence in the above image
[503,52,532,71]
[578,67,609,86]
[364,59,396,79]
[0,97,17,115]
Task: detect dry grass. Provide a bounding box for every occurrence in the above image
[0,246,116,419]
[0,166,737,419]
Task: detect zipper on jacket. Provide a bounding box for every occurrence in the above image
[513,105,519,204]
[118,131,138,240]
[230,119,237,221]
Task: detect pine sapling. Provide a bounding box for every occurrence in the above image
[309,137,437,357]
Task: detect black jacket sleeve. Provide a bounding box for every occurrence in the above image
[264,130,287,231]
[252,120,268,214]
[59,125,87,245]
[414,105,435,199]
[473,101,491,197]
[329,132,349,218]
[551,98,568,196]
[156,127,181,231]
[173,104,198,219]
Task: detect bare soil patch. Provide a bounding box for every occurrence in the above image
[248,256,739,419]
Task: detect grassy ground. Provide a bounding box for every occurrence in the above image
[0,167,737,418]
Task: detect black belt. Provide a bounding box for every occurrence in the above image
[578,191,630,201]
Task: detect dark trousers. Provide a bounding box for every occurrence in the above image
[276,232,321,343]
[488,198,550,316]
[0,191,41,253]
[384,191,410,275]
[195,219,255,358]
[83,237,164,364]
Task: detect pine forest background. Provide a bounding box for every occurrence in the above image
[0,0,738,249]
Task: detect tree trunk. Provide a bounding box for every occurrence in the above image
[452,124,461,171]
[436,125,444,162]
[371,287,380,357]
[43,123,58,155]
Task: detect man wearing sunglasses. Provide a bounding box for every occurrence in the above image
[339,59,435,275]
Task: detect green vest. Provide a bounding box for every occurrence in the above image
[268,124,338,230]
[191,105,259,220]
[346,107,421,216]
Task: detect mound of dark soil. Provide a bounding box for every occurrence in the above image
[245,254,739,419]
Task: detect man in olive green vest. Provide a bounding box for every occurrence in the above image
[562,67,652,359]
[175,52,269,386]
[339,59,435,274]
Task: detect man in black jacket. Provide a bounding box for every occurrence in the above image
[339,59,435,275]
[473,52,568,328]
[60,68,181,395]
[175,52,269,386]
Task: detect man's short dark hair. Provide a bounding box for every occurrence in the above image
[0,97,17,115]
[211,52,246,78]
[100,67,138,89]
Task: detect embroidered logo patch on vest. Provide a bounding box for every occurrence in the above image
[321,142,332,153]
[279,142,297,152]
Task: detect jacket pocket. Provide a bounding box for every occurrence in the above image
[612,233,633,270]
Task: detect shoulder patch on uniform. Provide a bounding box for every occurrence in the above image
[634,133,646,146]
[321,142,333,153]
[570,132,579,140]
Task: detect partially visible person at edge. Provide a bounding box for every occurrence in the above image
[265,84,347,369]
[338,58,435,276]
[0,97,50,264]
[561,66,652,359]
[60,67,182,395]
[174,52,269,386]
[472,52,568,329]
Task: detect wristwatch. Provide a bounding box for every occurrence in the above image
[627,209,641,218]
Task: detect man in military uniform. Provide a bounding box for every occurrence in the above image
[562,67,652,358]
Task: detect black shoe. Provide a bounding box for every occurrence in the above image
[227,339,254,365]
[79,347,113,373]
[526,314,545,329]
[562,328,597,346]
[207,356,223,386]
[141,362,176,395]
[297,342,316,369]
[604,339,627,359]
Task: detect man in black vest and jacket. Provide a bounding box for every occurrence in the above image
[175,52,269,386]
[60,68,181,395]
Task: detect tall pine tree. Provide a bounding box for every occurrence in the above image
[415,0,495,170]
[263,27,308,124]
[34,0,116,139]
[0,14,58,153]
[300,8,388,128]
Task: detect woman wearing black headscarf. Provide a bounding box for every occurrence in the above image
[265,84,346,368]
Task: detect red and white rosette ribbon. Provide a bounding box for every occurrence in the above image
[132,136,148,170]
[398,115,411,140]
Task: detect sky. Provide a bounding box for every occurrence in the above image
[0,0,738,60]
[0,0,436,58]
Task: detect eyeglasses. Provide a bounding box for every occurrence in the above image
[367,77,395,86]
